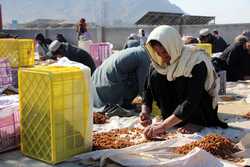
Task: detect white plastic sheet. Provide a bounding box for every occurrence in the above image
[93,116,139,132]
[75,136,237,167]
[0,95,19,111]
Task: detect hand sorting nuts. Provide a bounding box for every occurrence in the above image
[174,134,241,161]
[93,112,109,124]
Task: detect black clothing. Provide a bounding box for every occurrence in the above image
[201,34,227,53]
[211,57,228,72]
[143,62,227,128]
[64,44,96,74]
[56,34,67,43]
[214,36,228,53]
[219,42,248,81]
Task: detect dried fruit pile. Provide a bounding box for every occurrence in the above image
[93,128,177,150]
[175,134,241,159]
[131,96,143,105]
[243,112,250,119]
[93,112,109,124]
[93,128,147,150]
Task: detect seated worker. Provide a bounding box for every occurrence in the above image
[56,34,67,43]
[139,25,228,139]
[48,40,96,74]
[123,33,140,49]
[35,33,49,60]
[199,28,227,53]
[218,33,250,81]
[92,46,150,110]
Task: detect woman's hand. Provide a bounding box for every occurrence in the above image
[143,114,183,140]
[143,123,166,140]
[139,105,152,127]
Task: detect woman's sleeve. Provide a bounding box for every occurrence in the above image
[136,56,150,96]
[174,62,207,120]
[142,65,154,109]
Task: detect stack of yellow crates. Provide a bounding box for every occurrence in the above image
[19,66,92,164]
[0,39,34,67]
[193,43,212,56]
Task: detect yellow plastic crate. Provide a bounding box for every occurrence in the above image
[0,39,35,67]
[19,66,92,164]
[194,43,212,56]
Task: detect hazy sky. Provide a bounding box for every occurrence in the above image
[0,0,249,24]
[169,0,250,24]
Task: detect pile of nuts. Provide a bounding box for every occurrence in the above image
[93,128,177,150]
[131,96,143,105]
[2,89,18,95]
[175,134,241,159]
[93,112,109,124]
[243,112,250,119]
[93,128,147,150]
[220,95,235,101]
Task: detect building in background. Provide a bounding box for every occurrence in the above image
[10,20,18,29]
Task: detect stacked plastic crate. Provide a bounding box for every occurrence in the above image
[19,66,92,164]
[193,43,212,56]
[0,59,12,88]
[0,39,34,152]
[0,39,35,68]
[89,42,113,66]
[0,102,20,153]
[0,39,35,88]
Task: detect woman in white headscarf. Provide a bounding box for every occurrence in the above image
[140,25,227,139]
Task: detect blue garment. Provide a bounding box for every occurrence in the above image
[92,46,150,108]
[124,39,140,49]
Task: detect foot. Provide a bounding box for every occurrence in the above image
[177,123,203,134]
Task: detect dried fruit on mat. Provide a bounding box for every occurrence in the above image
[131,96,143,105]
[93,128,177,150]
[220,95,235,101]
[174,134,241,159]
[93,112,109,124]
[243,112,250,119]
[93,128,147,150]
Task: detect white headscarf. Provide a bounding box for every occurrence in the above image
[146,25,219,109]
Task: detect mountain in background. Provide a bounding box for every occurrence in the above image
[0,0,184,26]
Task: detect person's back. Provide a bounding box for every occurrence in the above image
[92,46,150,108]
[124,33,140,49]
[214,36,228,52]
[124,39,140,49]
[199,28,226,53]
[35,33,49,60]
[241,31,250,78]
[64,44,96,74]
[219,36,248,81]
[100,46,149,79]
[56,34,67,43]
[213,29,228,52]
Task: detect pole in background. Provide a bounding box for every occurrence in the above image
[0,4,2,30]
